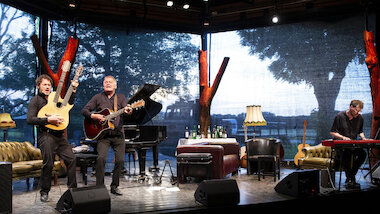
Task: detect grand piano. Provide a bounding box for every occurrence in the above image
[123,84,167,179]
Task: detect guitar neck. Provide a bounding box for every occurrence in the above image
[302,120,307,146]
[105,108,126,121]
[53,61,70,103]
[105,99,144,120]
[61,74,80,106]
[53,75,66,103]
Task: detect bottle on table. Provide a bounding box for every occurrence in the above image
[185,126,189,139]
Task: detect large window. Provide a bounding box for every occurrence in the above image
[209,15,374,158]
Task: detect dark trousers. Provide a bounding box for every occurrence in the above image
[96,136,125,188]
[38,132,77,195]
[337,148,366,180]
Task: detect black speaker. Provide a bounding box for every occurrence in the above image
[275,169,319,197]
[56,185,110,214]
[0,162,12,214]
[194,179,240,207]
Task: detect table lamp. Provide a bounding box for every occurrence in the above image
[243,105,267,141]
[0,112,16,141]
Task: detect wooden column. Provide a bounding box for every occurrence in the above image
[31,35,79,97]
[364,30,380,167]
[198,50,229,135]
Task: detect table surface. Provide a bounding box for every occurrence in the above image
[177,138,237,146]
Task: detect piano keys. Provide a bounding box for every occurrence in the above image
[322,139,380,148]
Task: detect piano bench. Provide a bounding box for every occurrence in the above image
[177,153,213,183]
[75,153,98,185]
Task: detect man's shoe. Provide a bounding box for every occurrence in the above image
[345,177,352,183]
[110,187,123,196]
[40,193,49,202]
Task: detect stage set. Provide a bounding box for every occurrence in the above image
[1,1,380,213]
[7,153,380,214]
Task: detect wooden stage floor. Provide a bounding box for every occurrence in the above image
[11,157,380,213]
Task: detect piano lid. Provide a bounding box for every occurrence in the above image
[124,84,162,125]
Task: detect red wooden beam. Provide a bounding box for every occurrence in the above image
[31,35,79,98]
[364,30,380,167]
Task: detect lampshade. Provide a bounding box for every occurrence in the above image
[243,105,267,126]
[0,113,16,129]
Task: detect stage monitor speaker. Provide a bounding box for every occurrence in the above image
[0,162,12,214]
[275,169,319,197]
[56,185,110,214]
[194,179,240,207]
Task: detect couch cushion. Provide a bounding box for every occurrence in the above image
[12,162,34,174]
[301,157,332,168]
[25,160,43,170]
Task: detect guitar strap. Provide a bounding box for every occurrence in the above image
[114,94,118,112]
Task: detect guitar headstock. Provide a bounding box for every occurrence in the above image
[131,99,145,109]
[75,65,84,77]
[62,60,71,73]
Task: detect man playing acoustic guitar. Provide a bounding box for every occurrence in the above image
[81,75,133,196]
[26,74,79,202]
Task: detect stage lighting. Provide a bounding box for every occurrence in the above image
[68,0,76,8]
[167,1,174,7]
[183,3,190,9]
[272,15,279,24]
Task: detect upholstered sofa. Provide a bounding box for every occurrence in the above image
[298,144,334,169]
[176,142,240,182]
[0,141,61,185]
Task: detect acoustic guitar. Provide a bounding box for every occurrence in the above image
[83,99,145,140]
[37,61,83,130]
[293,120,309,166]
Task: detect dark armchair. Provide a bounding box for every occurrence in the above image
[246,138,281,181]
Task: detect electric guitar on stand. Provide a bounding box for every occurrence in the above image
[37,61,83,130]
[294,120,309,166]
[83,99,145,140]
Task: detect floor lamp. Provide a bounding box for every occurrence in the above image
[243,105,267,142]
[0,112,16,142]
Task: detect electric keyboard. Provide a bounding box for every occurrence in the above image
[322,139,380,148]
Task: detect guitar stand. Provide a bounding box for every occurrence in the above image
[154,159,177,185]
[364,160,380,179]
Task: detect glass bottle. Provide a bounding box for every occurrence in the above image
[207,126,211,139]
[185,126,189,139]
[192,125,197,139]
[218,126,223,138]
[223,127,227,138]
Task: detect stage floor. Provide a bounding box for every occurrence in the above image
[11,157,380,214]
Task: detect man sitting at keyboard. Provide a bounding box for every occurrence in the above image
[330,100,367,188]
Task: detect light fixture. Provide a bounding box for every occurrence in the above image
[68,0,76,8]
[0,113,15,142]
[203,18,210,26]
[243,105,267,141]
[272,0,279,24]
[272,15,279,24]
[167,1,174,7]
[183,3,190,9]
